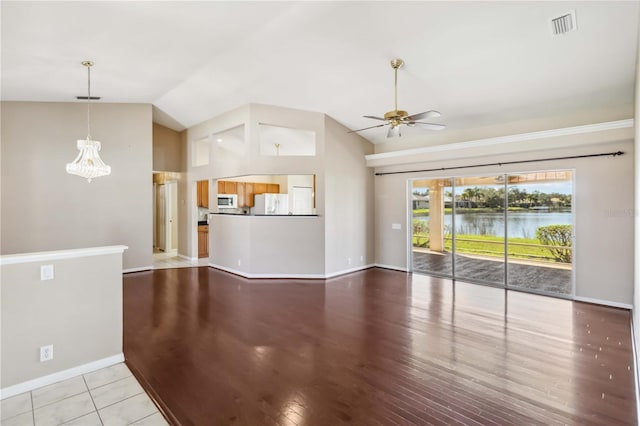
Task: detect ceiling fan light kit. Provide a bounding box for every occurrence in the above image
[350,58,446,138]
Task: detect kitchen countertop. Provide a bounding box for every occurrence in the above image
[197,221,209,226]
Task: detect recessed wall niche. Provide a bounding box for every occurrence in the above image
[213,124,246,159]
[191,136,210,167]
[258,123,316,156]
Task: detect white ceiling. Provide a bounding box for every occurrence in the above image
[2,1,638,145]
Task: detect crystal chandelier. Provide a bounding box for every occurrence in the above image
[66,61,111,183]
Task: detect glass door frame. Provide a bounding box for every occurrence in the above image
[408,169,575,299]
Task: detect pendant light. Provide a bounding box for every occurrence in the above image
[66,60,111,182]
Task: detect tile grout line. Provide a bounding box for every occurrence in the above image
[125,411,158,426]
[82,375,104,426]
[30,391,35,426]
[96,390,146,412]
[87,374,133,393]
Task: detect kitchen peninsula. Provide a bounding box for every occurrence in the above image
[185,103,373,279]
[209,213,324,277]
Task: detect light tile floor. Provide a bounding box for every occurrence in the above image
[0,363,168,426]
[152,251,208,270]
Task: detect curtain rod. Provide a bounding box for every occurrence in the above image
[374,151,625,176]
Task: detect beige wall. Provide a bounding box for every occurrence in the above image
[634,14,640,397]
[1,102,153,270]
[209,215,325,276]
[177,130,190,258]
[153,123,182,172]
[374,139,635,306]
[1,248,124,389]
[324,116,375,274]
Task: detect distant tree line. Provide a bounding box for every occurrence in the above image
[413,187,571,209]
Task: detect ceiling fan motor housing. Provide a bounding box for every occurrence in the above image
[384,110,408,120]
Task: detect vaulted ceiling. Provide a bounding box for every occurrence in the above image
[2,1,638,145]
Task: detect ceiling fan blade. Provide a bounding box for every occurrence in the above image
[347,123,388,133]
[363,115,388,121]
[404,110,441,121]
[413,122,446,131]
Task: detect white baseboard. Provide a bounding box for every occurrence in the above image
[325,264,375,278]
[573,296,632,310]
[178,254,198,262]
[123,266,153,274]
[208,264,325,279]
[0,353,124,400]
[630,313,640,424]
[208,263,378,279]
[374,263,409,273]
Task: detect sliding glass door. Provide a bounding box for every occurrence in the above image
[411,179,454,277]
[453,176,506,287]
[411,170,574,298]
[506,172,573,295]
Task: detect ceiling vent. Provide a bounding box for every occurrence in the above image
[551,10,577,35]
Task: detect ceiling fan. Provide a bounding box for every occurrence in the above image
[349,58,446,138]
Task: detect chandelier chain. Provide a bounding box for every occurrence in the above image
[86,62,92,140]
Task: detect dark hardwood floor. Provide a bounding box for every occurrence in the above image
[123,267,637,425]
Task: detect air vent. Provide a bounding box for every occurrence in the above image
[551,10,577,35]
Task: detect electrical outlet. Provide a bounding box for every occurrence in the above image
[360,255,364,262]
[348,258,352,265]
[40,265,54,281]
[40,345,53,362]
[237,259,242,266]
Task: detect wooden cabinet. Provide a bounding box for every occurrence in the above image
[197,180,209,208]
[198,225,209,258]
[217,180,237,195]
[224,181,237,194]
[244,183,255,207]
[266,183,280,193]
[254,183,267,195]
[216,180,280,207]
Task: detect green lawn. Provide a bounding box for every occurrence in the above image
[413,233,571,263]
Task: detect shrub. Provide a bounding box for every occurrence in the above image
[413,219,429,248]
[536,225,572,263]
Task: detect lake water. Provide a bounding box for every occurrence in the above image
[415,211,572,239]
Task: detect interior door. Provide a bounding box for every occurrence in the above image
[157,184,167,251]
[165,182,173,251]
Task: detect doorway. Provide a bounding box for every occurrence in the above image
[153,173,179,255]
[411,170,574,297]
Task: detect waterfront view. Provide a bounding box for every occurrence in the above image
[414,210,572,239]
[411,172,573,296]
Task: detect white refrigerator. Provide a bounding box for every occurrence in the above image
[254,194,289,215]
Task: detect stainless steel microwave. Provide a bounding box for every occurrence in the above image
[217,194,237,209]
